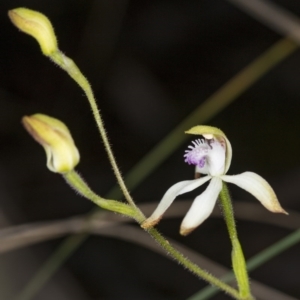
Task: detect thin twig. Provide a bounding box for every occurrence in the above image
[93,224,298,300]
[226,0,300,43]
[2,201,300,254]
[3,219,296,300]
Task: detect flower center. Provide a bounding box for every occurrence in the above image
[184,139,209,166]
[184,138,226,176]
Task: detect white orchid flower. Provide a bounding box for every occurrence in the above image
[142,125,287,235]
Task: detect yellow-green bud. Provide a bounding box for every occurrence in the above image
[22,114,80,173]
[8,8,58,56]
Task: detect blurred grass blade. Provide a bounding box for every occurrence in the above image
[115,37,298,193]
[227,0,300,43]
[15,37,298,300]
[187,229,300,300]
[14,234,87,300]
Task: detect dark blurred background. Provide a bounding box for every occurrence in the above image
[0,0,300,299]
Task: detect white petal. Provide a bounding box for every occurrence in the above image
[141,176,211,229]
[180,177,222,235]
[221,172,287,214]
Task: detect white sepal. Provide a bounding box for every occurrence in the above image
[142,176,211,229]
[180,177,222,235]
[221,172,287,214]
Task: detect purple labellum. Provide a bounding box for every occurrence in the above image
[198,156,206,168]
[184,139,209,169]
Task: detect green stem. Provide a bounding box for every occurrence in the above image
[48,51,242,297]
[50,50,138,210]
[147,227,241,299]
[63,170,139,220]
[63,170,240,299]
[219,182,254,300]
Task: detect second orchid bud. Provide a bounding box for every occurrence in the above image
[22,114,80,173]
[8,8,58,56]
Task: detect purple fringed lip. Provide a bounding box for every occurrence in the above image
[184,139,209,168]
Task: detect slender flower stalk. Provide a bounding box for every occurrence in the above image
[64,171,242,299]
[48,51,139,210]
[64,170,242,299]
[63,170,139,220]
[146,227,241,299]
[21,113,138,219]
[219,183,253,300]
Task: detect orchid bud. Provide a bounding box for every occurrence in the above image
[8,8,58,56]
[22,114,80,173]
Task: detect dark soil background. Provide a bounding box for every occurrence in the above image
[0,0,299,299]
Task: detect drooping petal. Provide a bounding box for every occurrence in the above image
[180,177,222,235]
[221,172,287,214]
[141,176,211,229]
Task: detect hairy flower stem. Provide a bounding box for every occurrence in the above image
[63,171,140,220]
[50,48,253,300]
[50,50,139,211]
[63,169,241,298]
[219,182,254,300]
[147,227,241,299]
[48,49,242,297]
